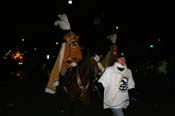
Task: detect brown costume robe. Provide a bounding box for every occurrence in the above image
[45,33,82,93]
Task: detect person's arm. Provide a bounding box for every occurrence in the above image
[128,69,135,90]
[128,69,137,103]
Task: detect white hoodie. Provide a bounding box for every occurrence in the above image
[98,62,135,109]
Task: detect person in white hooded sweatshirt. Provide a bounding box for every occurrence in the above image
[98,52,135,116]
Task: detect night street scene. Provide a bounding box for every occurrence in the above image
[0,1,174,116]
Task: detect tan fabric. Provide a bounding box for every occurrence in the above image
[61,43,82,75]
[46,43,66,91]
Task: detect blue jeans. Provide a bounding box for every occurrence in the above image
[111,108,124,116]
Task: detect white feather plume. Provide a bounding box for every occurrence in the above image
[54,14,71,31]
[107,33,117,44]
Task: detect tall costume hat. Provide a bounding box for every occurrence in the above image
[45,14,82,94]
[102,33,118,68]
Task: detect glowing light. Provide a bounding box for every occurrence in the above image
[13,52,21,59]
[19,56,23,60]
[149,44,154,48]
[21,38,24,42]
[34,48,37,51]
[18,62,23,65]
[16,73,21,76]
[158,38,161,42]
[116,26,119,29]
[46,54,50,60]
[12,52,24,60]
[2,56,7,59]
[56,42,59,45]
[68,0,72,4]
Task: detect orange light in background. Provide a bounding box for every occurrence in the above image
[12,51,24,60]
[19,56,23,59]
[12,55,16,60]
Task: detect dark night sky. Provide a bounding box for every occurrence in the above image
[0,0,174,58]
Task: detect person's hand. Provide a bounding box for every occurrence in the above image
[53,81,59,87]
[93,54,100,62]
[71,62,77,67]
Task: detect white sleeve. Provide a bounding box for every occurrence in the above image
[128,70,135,89]
[98,68,110,88]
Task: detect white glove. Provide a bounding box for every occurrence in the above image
[54,14,71,30]
[45,88,56,94]
[71,62,77,67]
[97,62,105,73]
[93,55,100,62]
[107,33,117,44]
[53,81,59,87]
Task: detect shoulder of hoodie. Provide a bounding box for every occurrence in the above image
[103,66,114,73]
[126,67,133,75]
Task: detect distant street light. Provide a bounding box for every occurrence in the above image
[46,54,50,60]
[56,42,59,45]
[116,26,119,30]
[158,38,161,42]
[68,0,72,4]
[149,44,154,48]
[21,38,24,42]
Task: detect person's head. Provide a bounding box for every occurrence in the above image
[116,52,126,65]
[64,32,79,47]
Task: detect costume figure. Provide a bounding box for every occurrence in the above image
[45,14,82,94]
